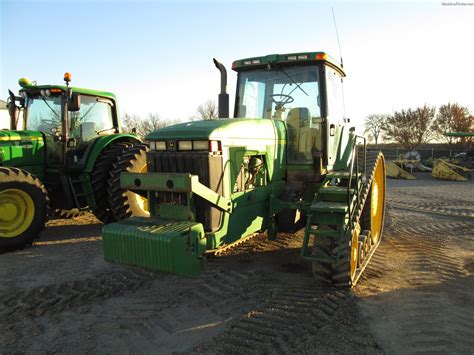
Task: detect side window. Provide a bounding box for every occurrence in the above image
[69,96,115,142]
[325,68,344,123]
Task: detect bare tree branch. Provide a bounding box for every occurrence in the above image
[194,100,218,120]
[382,105,435,151]
[363,114,387,145]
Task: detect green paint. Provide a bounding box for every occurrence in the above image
[0,130,45,179]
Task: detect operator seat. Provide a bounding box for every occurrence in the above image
[286,108,312,161]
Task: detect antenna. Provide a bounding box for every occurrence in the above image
[332,7,343,68]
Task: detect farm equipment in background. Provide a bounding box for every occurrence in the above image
[102,51,386,287]
[0,74,148,251]
[432,132,473,181]
[432,159,471,181]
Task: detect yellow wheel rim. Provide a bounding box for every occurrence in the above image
[370,157,385,244]
[130,163,149,213]
[350,223,361,281]
[0,188,35,238]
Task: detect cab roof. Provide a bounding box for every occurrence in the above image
[232,51,345,77]
[19,85,116,100]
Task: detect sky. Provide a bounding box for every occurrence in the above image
[1,0,473,132]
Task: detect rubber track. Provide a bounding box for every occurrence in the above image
[213,233,296,257]
[311,151,384,286]
[0,270,152,318]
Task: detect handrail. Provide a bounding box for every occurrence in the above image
[346,135,367,224]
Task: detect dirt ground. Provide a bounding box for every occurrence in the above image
[1,173,473,353]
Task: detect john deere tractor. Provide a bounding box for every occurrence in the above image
[0,74,148,251]
[103,52,386,287]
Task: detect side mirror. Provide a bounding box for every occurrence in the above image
[131,127,137,134]
[349,126,356,133]
[68,93,81,112]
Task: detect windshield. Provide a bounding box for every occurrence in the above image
[235,65,321,121]
[26,95,62,133]
[26,94,115,142]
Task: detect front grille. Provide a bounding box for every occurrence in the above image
[147,151,224,232]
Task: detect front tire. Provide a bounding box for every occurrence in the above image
[0,167,49,251]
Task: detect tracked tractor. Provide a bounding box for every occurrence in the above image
[0,74,149,251]
[103,52,386,287]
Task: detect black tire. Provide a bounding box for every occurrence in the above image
[107,144,149,220]
[0,167,49,252]
[90,142,134,223]
[51,208,84,219]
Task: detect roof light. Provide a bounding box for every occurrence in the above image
[315,53,327,60]
[297,54,308,60]
[251,59,260,64]
[244,60,252,65]
[18,77,32,88]
[287,55,297,60]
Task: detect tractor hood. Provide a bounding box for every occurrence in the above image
[145,118,286,141]
[0,130,44,143]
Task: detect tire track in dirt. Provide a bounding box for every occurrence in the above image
[388,199,474,218]
[199,283,354,354]
[0,269,155,318]
[356,208,474,353]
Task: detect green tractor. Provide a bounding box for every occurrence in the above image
[103,52,386,287]
[0,73,149,251]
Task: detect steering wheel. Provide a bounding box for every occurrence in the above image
[270,94,294,110]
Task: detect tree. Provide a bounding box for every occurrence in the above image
[121,112,171,139]
[382,105,435,151]
[121,112,141,134]
[195,100,218,120]
[139,113,169,137]
[363,114,386,146]
[431,103,472,150]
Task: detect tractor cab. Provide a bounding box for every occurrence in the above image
[8,74,121,168]
[233,52,346,173]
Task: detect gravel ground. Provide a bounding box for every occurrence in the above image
[0,173,473,353]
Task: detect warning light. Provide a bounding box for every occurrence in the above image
[315,53,327,60]
[64,72,72,83]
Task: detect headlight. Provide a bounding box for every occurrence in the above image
[148,141,166,150]
[192,141,209,150]
[178,141,192,151]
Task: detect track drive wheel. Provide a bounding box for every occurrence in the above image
[361,154,386,246]
[0,167,49,252]
[91,142,134,223]
[107,144,150,220]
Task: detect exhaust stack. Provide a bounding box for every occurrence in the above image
[213,58,229,118]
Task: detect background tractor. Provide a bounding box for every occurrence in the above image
[103,52,386,287]
[0,74,148,251]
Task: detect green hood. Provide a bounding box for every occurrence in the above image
[145,118,287,141]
